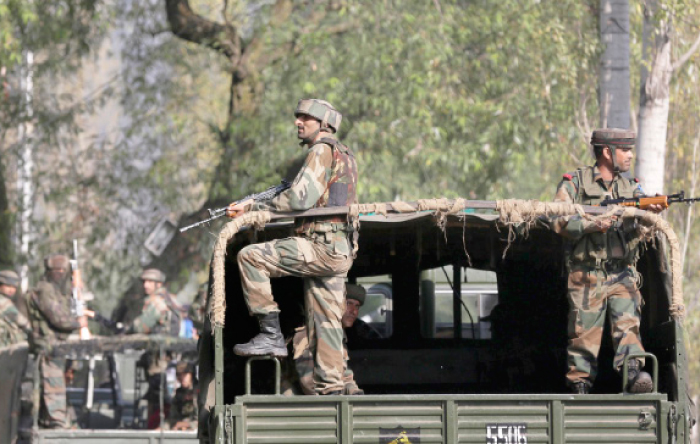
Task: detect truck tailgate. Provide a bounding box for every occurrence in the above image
[220,394,669,444]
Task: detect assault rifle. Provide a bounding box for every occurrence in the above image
[180,179,292,232]
[89,310,125,334]
[600,191,700,210]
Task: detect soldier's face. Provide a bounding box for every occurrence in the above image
[177,371,193,389]
[0,284,16,297]
[143,279,162,296]
[48,268,67,285]
[294,114,321,141]
[342,299,361,329]
[615,147,634,172]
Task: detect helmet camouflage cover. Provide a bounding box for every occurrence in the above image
[295,99,342,132]
[140,268,166,283]
[0,270,20,287]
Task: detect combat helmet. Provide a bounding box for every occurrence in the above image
[140,268,166,283]
[590,128,635,172]
[295,99,342,133]
[0,270,20,288]
[346,284,367,305]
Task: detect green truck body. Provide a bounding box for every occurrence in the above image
[198,202,695,444]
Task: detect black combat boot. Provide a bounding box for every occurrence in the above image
[626,359,652,393]
[233,312,288,358]
[571,381,590,394]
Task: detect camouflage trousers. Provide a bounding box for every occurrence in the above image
[39,355,67,429]
[237,236,353,394]
[566,267,645,386]
[281,326,361,396]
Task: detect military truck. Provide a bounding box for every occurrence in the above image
[197,199,695,444]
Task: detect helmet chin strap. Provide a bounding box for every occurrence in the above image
[299,126,331,146]
[609,145,620,174]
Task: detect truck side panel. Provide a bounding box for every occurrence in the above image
[220,395,668,444]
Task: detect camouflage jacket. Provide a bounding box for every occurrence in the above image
[0,293,31,347]
[129,287,172,335]
[552,165,643,267]
[168,385,197,427]
[254,133,359,256]
[27,279,80,351]
[188,283,209,332]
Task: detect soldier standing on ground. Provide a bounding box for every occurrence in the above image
[0,270,31,347]
[128,269,177,335]
[27,254,87,429]
[127,268,180,429]
[551,128,663,395]
[227,99,358,395]
[168,361,198,431]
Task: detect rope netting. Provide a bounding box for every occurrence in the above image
[209,199,684,328]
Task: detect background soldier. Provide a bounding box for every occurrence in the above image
[168,361,197,431]
[27,254,87,428]
[227,99,358,395]
[342,283,381,343]
[0,270,31,347]
[128,268,181,335]
[551,128,663,395]
[127,268,182,429]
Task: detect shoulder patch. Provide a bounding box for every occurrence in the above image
[562,173,573,181]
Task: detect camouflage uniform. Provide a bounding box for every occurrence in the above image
[236,100,358,395]
[129,286,173,335]
[0,271,31,347]
[168,362,197,430]
[552,158,646,388]
[27,255,81,429]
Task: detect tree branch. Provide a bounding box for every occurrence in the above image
[164,0,239,61]
[672,29,700,72]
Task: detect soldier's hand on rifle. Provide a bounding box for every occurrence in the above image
[647,195,665,213]
[226,199,254,218]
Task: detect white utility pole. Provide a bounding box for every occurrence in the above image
[17,50,34,293]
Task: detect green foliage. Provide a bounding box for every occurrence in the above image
[216,0,600,203]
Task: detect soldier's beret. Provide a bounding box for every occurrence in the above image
[591,128,636,146]
[563,173,573,181]
[346,284,367,305]
[140,268,166,283]
[44,254,70,271]
[0,270,20,287]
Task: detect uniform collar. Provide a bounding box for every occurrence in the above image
[592,164,620,187]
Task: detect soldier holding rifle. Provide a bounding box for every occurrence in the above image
[226,99,358,396]
[551,128,663,395]
[26,254,87,429]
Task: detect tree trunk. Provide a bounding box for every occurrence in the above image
[635,1,672,195]
[599,0,630,129]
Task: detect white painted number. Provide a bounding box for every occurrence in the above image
[486,424,527,444]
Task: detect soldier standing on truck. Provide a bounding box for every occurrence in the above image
[0,270,31,347]
[551,128,664,395]
[27,254,87,428]
[226,99,358,395]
